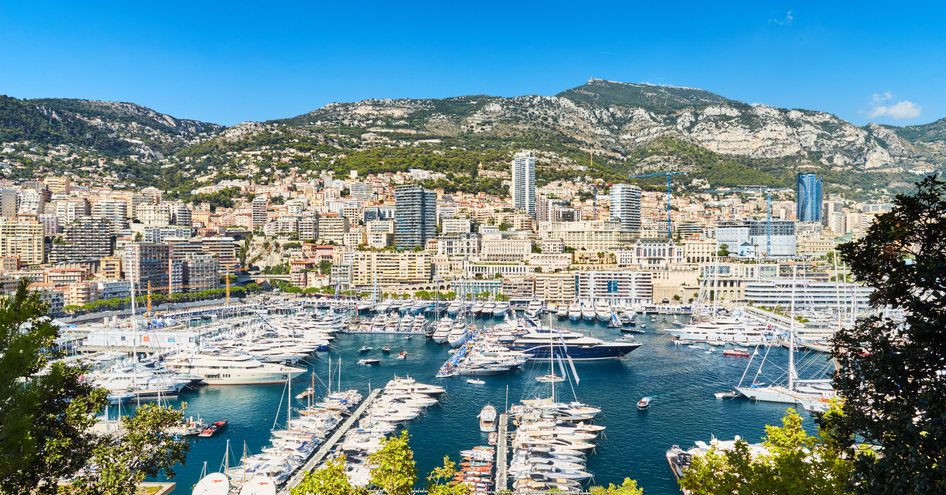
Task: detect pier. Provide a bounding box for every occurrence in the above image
[495,413,509,491]
[281,388,382,493]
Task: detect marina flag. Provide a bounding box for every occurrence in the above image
[567,355,580,384]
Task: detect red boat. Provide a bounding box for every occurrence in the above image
[723,349,751,357]
[198,420,228,438]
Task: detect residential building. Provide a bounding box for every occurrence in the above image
[511,151,536,217]
[394,185,436,250]
[796,173,823,222]
[252,196,268,230]
[574,270,653,303]
[124,243,172,294]
[0,218,44,265]
[350,251,432,288]
[610,184,642,233]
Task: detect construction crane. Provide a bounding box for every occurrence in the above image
[628,171,688,239]
[702,185,774,257]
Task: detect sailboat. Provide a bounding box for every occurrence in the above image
[735,267,835,405]
[535,317,566,383]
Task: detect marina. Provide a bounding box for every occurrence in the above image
[49,296,837,494]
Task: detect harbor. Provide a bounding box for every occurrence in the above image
[91,300,827,495]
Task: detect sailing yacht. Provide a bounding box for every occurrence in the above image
[735,268,836,405]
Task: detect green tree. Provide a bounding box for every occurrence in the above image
[70,403,189,495]
[368,430,416,495]
[717,243,730,256]
[590,478,645,495]
[678,408,851,495]
[833,175,946,494]
[426,456,470,495]
[292,455,364,495]
[0,280,107,494]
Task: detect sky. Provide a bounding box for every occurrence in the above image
[1,1,944,126]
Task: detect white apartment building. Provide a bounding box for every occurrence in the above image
[744,279,873,312]
[574,270,653,304]
[511,151,536,217]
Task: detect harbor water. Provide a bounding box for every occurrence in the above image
[156,314,819,494]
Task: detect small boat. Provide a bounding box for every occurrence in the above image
[479,404,498,432]
[715,390,740,399]
[404,335,413,340]
[466,378,485,385]
[198,419,228,438]
[488,432,498,445]
[535,374,566,383]
[359,346,372,353]
[637,397,651,410]
[358,358,381,366]
[381,346,391,353]
[723,349,751,357]
[396,351,407,360]
[295,387,315,400]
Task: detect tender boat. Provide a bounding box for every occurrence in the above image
[358,346,373,353]
[381,346,391,353]
[198,419,228,438]
[535,374,565,383]
[358,358,381,365]
[637,397,651,410]
[396,351,407,360]
[466,378,485,385]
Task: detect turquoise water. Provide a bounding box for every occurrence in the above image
[157,315,817,494]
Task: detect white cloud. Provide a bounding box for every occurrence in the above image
[868,92,922,120]
[770,10,794,25]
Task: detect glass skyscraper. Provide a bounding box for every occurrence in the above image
[796,173,823,223]
[394,185,437,250]
[609,183,642,232]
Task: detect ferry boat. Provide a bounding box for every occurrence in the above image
[508,328,641,361]
[479,404,498,432]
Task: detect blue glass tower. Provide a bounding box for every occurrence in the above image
[796,173,823,223]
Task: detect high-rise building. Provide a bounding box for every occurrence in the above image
[0,190,17,218]
[47,217,115,263]
[511,151,537,217]
[91,199,129,229]
[394,185,436,250]
[252,196,268,230]
[0,218,44,265]
[123,243,172,294]
[609,184,642,233]
[796,173,823,223]
[182,253,219,292]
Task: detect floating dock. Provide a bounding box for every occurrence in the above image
[281,388,382,493]
[495,413,509,491]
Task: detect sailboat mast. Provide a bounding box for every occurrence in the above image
[788,265,797,392]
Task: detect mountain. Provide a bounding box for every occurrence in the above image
[2,81,943,196]
[0,96,222,159]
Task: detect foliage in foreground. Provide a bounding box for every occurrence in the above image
[0,279,188,495]
[0,280,107,494]
[291,455,364,495]
[69,404,188,495]
[833,175,946,494]
[678,407,852,495]
[368,430,417,495]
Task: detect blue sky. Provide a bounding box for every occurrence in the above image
[1,1,944,126]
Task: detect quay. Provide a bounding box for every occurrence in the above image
[281,388,383,493]
[495,413,509,491]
